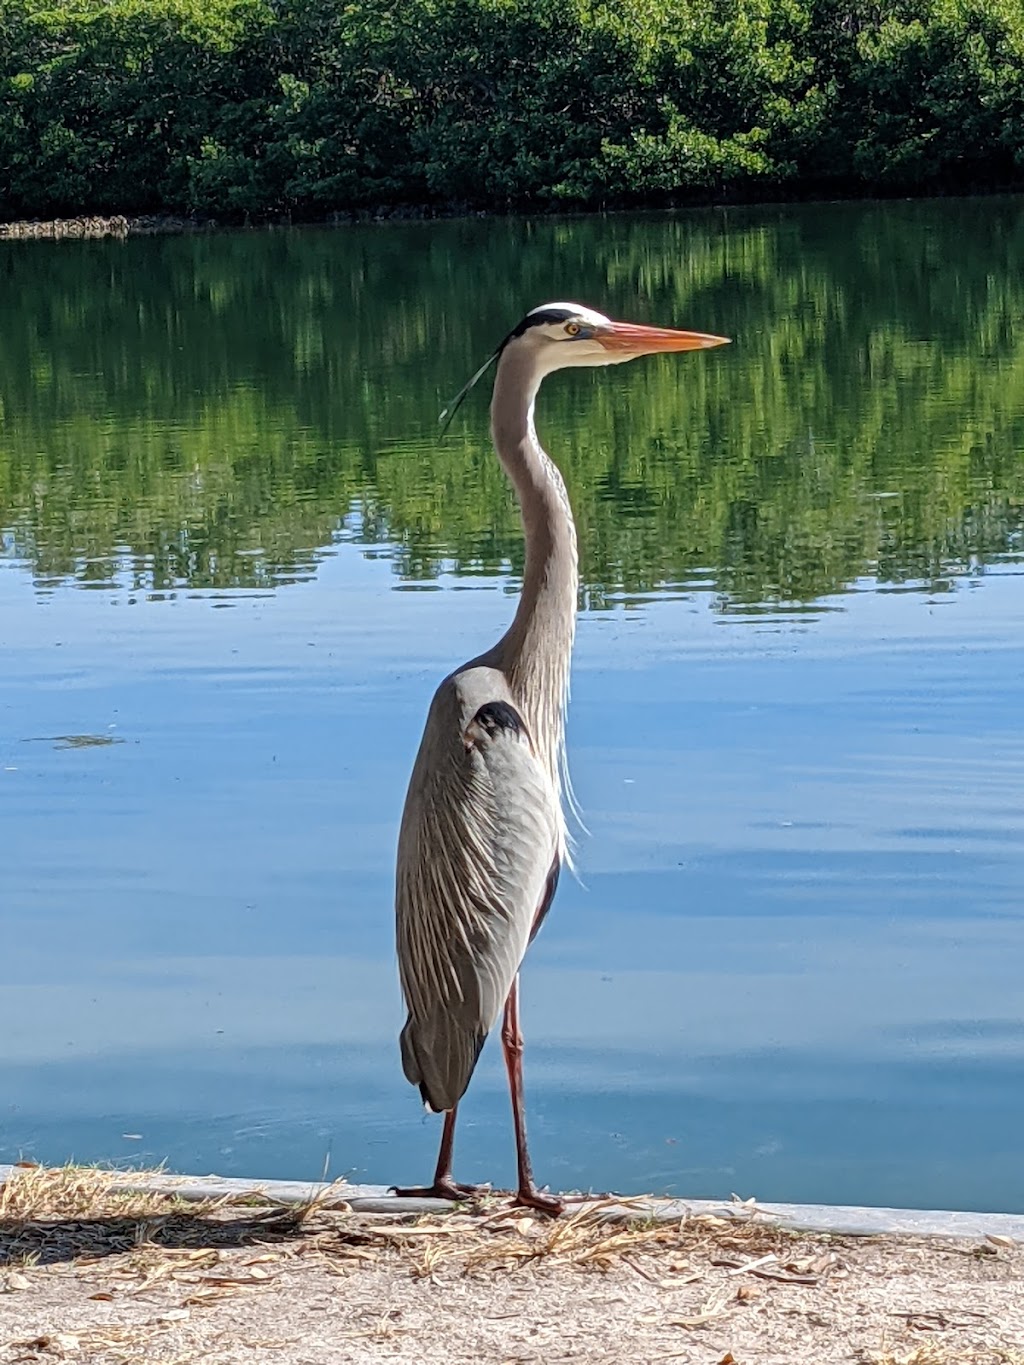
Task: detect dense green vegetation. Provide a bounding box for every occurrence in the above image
[3,0,1024,219]
[2,202,1023,606]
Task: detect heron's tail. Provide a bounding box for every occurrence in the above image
[400,1014,486,1113]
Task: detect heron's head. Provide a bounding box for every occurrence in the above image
[504,302,730,374]
[439,301,729,431]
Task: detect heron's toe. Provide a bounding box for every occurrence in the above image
[512,1185,565,1217]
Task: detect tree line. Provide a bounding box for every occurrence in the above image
[2,0,1024,220]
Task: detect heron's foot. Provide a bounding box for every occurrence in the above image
[512,1185,565,1217]
[391,1178,490,1201]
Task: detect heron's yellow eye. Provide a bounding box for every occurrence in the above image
[565,322,581,336]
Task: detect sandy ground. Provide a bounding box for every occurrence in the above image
[1,1180,1023,1365]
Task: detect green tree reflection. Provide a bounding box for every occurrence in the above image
[1,202,1022,607]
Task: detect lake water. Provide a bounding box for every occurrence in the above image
[2,202,1023,1213]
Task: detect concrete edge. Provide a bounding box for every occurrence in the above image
[2,1165,1021,1241]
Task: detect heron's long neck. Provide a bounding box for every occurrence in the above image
[485,349,578,797]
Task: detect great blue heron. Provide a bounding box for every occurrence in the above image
[395,302,729,1213]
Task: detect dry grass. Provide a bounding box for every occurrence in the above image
[368,1200,796,1279]
[0,1165,198,1225]
[860,1348,1024,1365]
[2,1321,189,1363]
[0,1166,955,1283]
[0,1163,343,1272]
[0,1165,822,1286]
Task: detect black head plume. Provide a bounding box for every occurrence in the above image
[437,306,577,437]
[438,345,501,437]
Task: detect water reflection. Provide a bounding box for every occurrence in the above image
[2,201,1023,604]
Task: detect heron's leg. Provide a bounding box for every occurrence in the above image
[501,974,564,1216]
[392,1106,489,1200]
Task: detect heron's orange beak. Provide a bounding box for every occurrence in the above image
[596,321,731,355]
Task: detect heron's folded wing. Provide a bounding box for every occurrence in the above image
[396,673,560,1111]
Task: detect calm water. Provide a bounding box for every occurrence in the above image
[2,203,1024,1212]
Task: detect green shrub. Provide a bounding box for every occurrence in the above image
[2,0,1024,219]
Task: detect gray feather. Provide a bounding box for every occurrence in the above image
[395,666,561,1112]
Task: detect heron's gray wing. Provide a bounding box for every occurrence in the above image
[396,666,561,1113]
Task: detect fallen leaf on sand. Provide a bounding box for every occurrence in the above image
[670,1291,731,1329]
[725,1253,777,1276]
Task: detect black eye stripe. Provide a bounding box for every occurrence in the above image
[509,308,576,338]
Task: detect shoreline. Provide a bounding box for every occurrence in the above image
[0,215,212,241]
[4,1165,1023,1241]
[0,209,496,240]
[2,190,1022,242]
